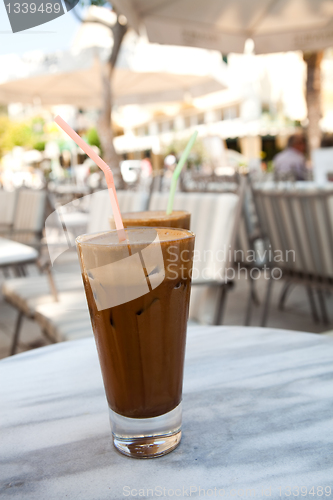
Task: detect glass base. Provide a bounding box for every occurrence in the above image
[113,430,181,459]
[109,403,182,459]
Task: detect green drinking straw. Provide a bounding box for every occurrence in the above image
[166,131,198,215]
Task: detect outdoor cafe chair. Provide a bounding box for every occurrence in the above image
[2,188,48,247]
[28,183,247,343]
[34,297,92,344]
[48,188,149,242]
[0,189,17,232]
[0,188,49,279]
[2,273,84,355]
[86,189,149,234]
[252,185,333,326]
[233,182,264,325]
[148,180,245,325]
[2,189,149,354]
[33,184,247,342]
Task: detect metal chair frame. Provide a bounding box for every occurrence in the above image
[252,187,333,326]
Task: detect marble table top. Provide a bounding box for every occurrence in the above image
[0,237,38,267]
[1,325,333,500]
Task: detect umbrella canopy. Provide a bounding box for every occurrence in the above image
[111,0,333,54]
[0,47,226,107]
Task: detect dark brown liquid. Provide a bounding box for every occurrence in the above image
[78,229,194,419]
[109,210,191,230]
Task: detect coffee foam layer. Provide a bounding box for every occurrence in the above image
[114,210,189,222]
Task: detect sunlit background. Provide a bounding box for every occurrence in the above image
[1,0,333,358]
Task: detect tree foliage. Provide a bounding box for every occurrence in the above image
[85,127,101,151]
[163,136,209,169]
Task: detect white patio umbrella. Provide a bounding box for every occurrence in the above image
[111,0,333,150]
[111,0,333,54]
[0,47,226,108]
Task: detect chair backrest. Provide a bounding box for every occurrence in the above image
[0,189,17,227]
[12,189,47,243]
[149,189,243,282]
[252,187,333,279]
[234,180,261,264]
[87,189,149,233]
[253,180,321,191]
[149,186,245,324]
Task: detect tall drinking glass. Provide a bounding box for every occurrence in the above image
[76,227,195,458]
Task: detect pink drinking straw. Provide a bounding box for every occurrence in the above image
[54,115,126,242]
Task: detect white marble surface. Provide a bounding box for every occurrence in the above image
[1,326,333,500]
[0,237,38,266]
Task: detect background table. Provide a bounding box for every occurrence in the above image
[1,326,333,499]
[0,236,38,268]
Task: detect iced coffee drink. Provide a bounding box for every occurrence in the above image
[109,210,190,230]
[76,227,195,458]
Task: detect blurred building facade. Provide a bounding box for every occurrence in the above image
[1,5,333,169]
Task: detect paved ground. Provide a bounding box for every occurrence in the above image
[1,255,332,360]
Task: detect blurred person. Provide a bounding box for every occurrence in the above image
[160,151,177,193]
[139,151,153,191]
[273,134,308,181]
[141,150,152,178]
